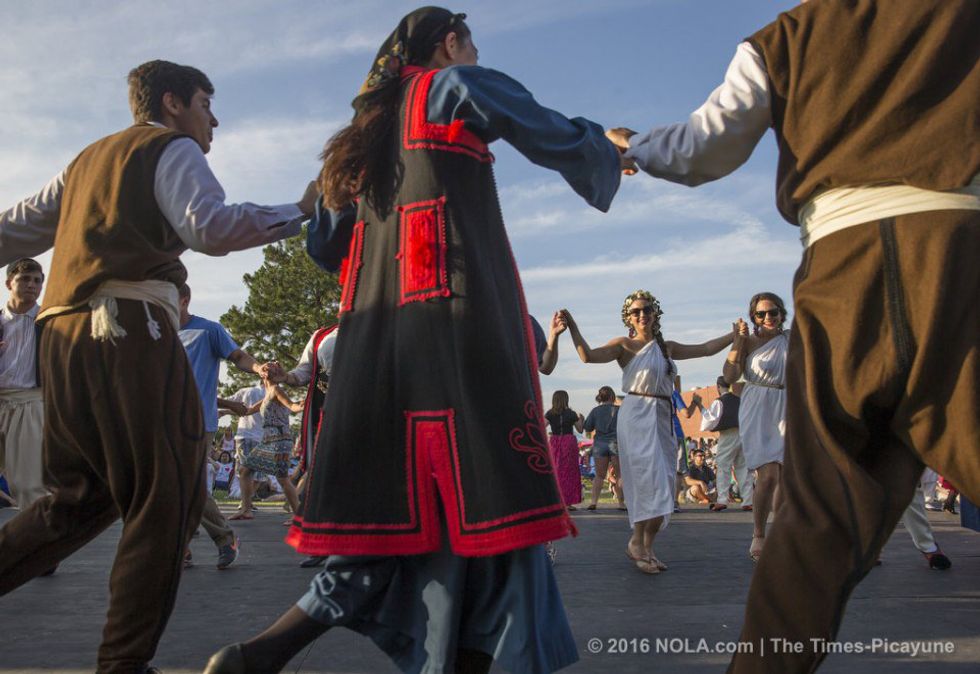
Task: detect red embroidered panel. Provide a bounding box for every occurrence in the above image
[338,220,366,314]
[403,69,493,163]
[396,198,450,305]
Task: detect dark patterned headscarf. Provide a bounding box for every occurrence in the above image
[358,7,467,95]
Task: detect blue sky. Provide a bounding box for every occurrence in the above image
[1,0,800,413]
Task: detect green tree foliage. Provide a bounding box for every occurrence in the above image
[219,228,341,396]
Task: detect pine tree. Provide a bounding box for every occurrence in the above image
[219,228,342,395]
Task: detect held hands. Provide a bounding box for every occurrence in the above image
[558,309,578,333]
[605,127,639,175]
[222,401,249,417]
[549,311,567,337]
[733,318,749,340]
[260,361,287,384]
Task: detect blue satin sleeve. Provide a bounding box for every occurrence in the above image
[306,200,356,273]
[428,65,621,212]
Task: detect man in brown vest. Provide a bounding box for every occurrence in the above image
[0,60,317,673]
[606,1,979,671]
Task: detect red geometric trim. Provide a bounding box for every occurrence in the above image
[403,69,493,163]
[419,408,571,556]
[338,220,366,314]
[287,405,575,557]
[396,197,451,305]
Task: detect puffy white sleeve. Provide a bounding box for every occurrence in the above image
[625,42,771,185]
[700,399,725,432]
[154,138,304,255]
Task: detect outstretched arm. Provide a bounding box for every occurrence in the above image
[667,323,739,361]
[0,169,64,265]
[620,42,770,186]
[428,66,621,212]
[561,310,625,365]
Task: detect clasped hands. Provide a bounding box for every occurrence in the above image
[605,127,639,175]
[258,360,287,384]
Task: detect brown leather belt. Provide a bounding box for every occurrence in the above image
[627,391,672,401]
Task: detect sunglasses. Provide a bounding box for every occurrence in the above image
[628,306,655,317]
[754,309,782,320]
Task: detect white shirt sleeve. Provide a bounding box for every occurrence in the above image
[0,170,65,265]
[287,332,318,385]
[625,42,771,185]
[154,138,305,255]
[700,399,724,432]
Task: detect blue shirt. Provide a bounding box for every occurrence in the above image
[179,315,239,433]
[584,403,618,450]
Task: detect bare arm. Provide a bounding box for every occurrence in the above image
[562,310,627,365]
[217,398,248,417]
[227,349,263,377]
[574,413,585,434]
[272,386,304,414]
[539,311,565,375]
[667,329,734,361]
[722,319,751,385]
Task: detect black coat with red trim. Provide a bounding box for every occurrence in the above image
[289,69,574,557]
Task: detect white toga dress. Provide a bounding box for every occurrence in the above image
[617,341,676,528]
[739,332,789,470]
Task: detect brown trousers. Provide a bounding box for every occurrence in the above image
[730,210,980,672]
[0,300,207,674]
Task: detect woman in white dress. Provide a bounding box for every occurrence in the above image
[563,291,735,575]
[724,292,789,562]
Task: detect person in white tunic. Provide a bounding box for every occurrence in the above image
[0,259,46,509]
[723,292,788,561]
[563,290,735,575]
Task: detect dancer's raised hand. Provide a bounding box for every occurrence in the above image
[559,308,578,332]
[550,311,567,336]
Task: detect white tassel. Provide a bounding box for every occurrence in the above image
[89,296,128,343]
[143,301,162,340]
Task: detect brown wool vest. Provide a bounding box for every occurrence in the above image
[42,124,191,312]
[748,0,980,224]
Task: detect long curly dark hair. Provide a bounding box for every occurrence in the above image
[319,9,470,216]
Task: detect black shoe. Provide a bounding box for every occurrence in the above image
[300,555,327,568]
[923,549,952,570]
[203,643,246,674]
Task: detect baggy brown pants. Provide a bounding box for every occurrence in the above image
[0,299,208,673]
[729,210,980,672]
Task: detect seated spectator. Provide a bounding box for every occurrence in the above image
[213,452,236,492]
[685,449,716,504]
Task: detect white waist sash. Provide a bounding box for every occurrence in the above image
[799,175,980,248]
[38,280,179,344]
